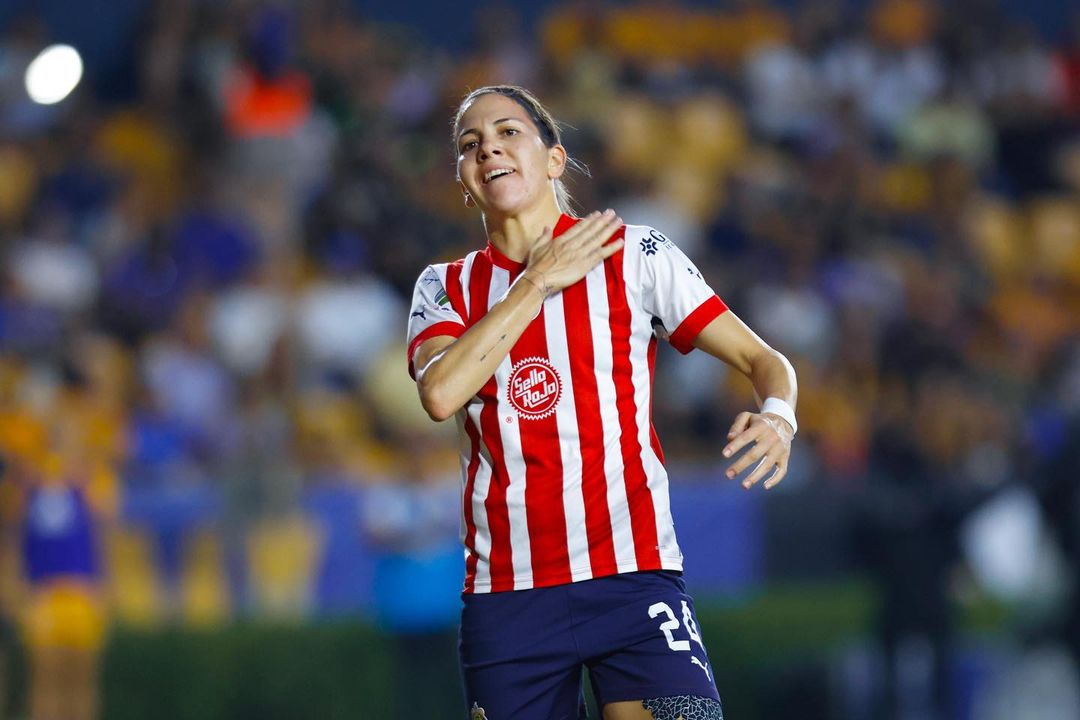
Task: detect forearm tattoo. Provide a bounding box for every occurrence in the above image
[479,334,507,363]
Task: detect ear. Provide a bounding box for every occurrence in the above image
[459,180,475,208]
[547,144,567,180]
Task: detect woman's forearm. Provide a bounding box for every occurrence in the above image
[748,348,798,414]
[415,213,624,421]
[416,274,545,420]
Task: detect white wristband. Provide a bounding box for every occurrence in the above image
[761,397,797,435]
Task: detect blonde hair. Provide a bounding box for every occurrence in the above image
[452,85,586,214]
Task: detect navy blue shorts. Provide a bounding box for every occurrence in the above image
[459,571,720,720]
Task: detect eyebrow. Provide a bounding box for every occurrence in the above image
[457,117,523,141]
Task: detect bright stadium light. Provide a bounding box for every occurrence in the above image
[25,44,83,105]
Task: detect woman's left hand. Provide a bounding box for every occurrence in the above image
[721,411,793,490]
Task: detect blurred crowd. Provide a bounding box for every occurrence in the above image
[0,0,1077,667]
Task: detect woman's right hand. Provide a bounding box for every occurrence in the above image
[523,209,624,295]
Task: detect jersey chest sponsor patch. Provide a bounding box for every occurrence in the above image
[506,356,562,419]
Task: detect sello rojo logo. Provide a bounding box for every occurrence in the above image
[507,357,562,419]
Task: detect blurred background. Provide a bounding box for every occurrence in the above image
[0,0,1078,718]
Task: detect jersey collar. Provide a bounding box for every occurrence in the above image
[485,213,579,272]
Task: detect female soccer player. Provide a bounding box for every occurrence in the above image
[407,85,797,720]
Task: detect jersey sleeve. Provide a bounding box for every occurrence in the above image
[406,264,467,379]
[625,225,728,354]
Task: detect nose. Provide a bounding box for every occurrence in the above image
[478,138,502,161]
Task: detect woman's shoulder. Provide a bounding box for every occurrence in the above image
[418,246,489,274]
[620,223,677,257]
[414,256,467,285]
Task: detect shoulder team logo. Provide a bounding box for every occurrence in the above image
[641,228,675,257]
[471,702,487,719]
[507,356,562,420]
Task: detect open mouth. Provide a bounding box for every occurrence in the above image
[483,168,515,184]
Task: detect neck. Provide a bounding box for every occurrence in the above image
[483,197,563,263]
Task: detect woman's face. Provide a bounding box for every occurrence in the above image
[455,93,565,217]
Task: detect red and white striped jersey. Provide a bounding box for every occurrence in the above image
[407,214,728,593]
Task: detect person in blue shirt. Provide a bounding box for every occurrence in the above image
[2,446,110,720]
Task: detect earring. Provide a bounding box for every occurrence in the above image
[464,193,475,207]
